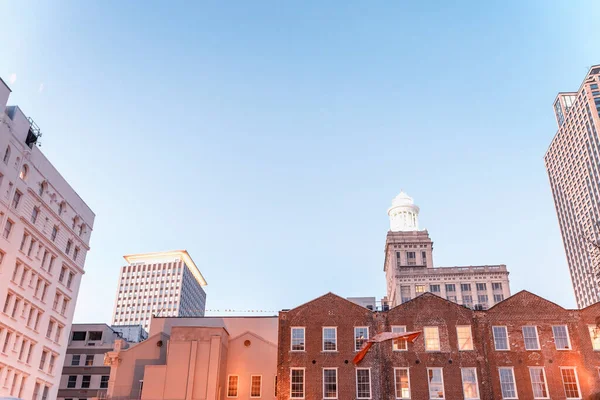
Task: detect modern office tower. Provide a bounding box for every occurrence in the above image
[111,250,207,331]
[545,65,600,308]
[384,191,510,308]
[0,78,96,400]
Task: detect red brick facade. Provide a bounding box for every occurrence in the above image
[277,291,600,399]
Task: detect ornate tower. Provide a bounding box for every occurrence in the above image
[387,191,420,232]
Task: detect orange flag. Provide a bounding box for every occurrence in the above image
[353,331,421,365]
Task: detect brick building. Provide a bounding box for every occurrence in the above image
[278,291,600,399]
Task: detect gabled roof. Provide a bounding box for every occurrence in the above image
[487,290,569,312]
[229,330,277,348]
[282,292,373,313]
[388,292,473,313]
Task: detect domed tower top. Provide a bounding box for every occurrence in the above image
[388,191,420,231]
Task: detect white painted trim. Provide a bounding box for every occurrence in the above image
[522,326,541,351]
[423,326,440,352]
[354,326,369,352]
[498,367,518,399]
[391,326,407,351]
[456,325,474,351]
[492,326,510,351]
[528,366,549,399]
[250,374,262,398]
[552,325,572,350]
[460,367,480,400]
[393,367,411,399]
[226,374,239,398]
[355,367,372,399]
[289,368,305,399]
[290,327,305,352]
[322,367,338,399]
[559,367,582,399]
[427,367,445,399]
[322,326,337,352]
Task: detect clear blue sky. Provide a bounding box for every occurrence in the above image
[1,1,598,322]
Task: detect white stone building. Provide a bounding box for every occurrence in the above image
[0,78,95,399]
[111,250,207,332]
[384,191,511,308]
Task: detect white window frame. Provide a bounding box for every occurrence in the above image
[456,325,474,351]
[250,374,262,398]
[354,326,369,352]
[322,368,338,399]
[427,367,445,399]
[552,325,572,350]
[498,367,518,399]
[393,367,411,400]
[522,326,540,351]
[355,368,371,399]
[461,367,479,400]
[392,326,407,351]
[588,325,600,351]
[226,374,239,398]
[528,367,549,399]
[322,327,337,352]
[492,326,509,351]
[423,326,440,352]
[291,327,305,352]
[560,367,581,399]
[290,368,305,399]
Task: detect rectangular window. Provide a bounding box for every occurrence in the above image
[356,368,371,399]
[41,385,49,400]
[589,325,600,350]
[31,207,39,224]
[461,283,471,292]
[85,354,94,366]
[476,283,486,291]
[88,331,102,341]
[424,326,440,351]
[39,350,47,370]
[46,320,54,338]
[3,220,13,239]
[250,375,261,398]
[100,376,109,389]
[51,226,58,241]
[67,272,74,289]
[323,369,337,399]
[55,325,63,342]
[48,354,56,374]
[560,368,581,399]
[12,190,21,209]
[523,326,540,350]
[354,327,369,351]
[81,375,91,388]
[323,327,337,351]
[462,295,473,306]
[445,284,455,292]
[415,285,425,294]
[19,234,28,252]
[290,369,304,399]
[477,295,488,306]
[71,355,81,366]
[553,326,571,350]
[291,327,305,351]
[67,376,77,388]
[461,368,479,400]
[392,326,407,351]
[2,331,10,353]
[394,368,410,399]
[492,282,502,290]
[65,240,72,255]
[493,326,509,350]
[421,251,427,264]
[529,367,549,399]
[457,326,473,351]
[406,251,416,265]
[429,284,440,293]
[73,247,79,261]
[59,267,66,282]
[493,294,504,303]
[499,368,517,399]
[427,368,445,399]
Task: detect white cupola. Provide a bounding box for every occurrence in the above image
[387,191,420,232]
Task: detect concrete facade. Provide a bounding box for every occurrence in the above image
[0,78,95,400]
[384,192,510,309]
[111,250,207,332]
[277,291,600,400]
[104,316,278,400]
[545,64,600,308]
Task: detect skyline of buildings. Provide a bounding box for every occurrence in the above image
[0,78,95,400]
[545,64,600,308]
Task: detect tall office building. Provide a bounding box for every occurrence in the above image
[111,250,207,331]
[384,191,510,308]
[545,65,600,308]
[0,78,95,400]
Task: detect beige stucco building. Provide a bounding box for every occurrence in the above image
[104,316,278,400]
[0,78,95,399]
[384,191,511,308]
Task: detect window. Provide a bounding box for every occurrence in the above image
[560,368,581,399]
[39,350,47,370]
[457,326,473,351]
[394,368,410,399]
[81,375,91,388]
[589,325,600,350]
[523,326,540,350]
[323,369,337,399]
[477,295,488,306]
[461,283,471,292]
[11,297,20,318]
[11,191,21,209]
[3,292,12,314]
[41,385,49,400]
[290,369,304,399]
[445,284,455,292]
[72,331,86,341]
[493,294,504,303]
[406,251,416,265]
[529,367,549,399]
[51,226,58,241]
[291,327,305,351]
[58,202,65,215]
[462,295,473,306]
[85,354,94,366]
[38,182,45,196]
[476,283,486,291]
[3,146,10,164]
[65,240,72,255]
[354,327,369,351]
[53,293,60,310]
[79,223,85,236]
[100,376,109,389]
[429,284,440,293]
[492,282,502,290]
[46,320,54,338]
[424,326,440,351]
[3,219,13,239]
[250,375,261,398]
[499,368,517,399]
[227,375,238,397]
[461,368,479,400]
[392,326,407,351]
[88,331,102,341]
[356,369,371,399]
[493,326,509,350]
[323,327,337,351]
[71,354,80,366]
[427,368,445,399]
[415,285,425,294]
[553,326,571,350]
[19,164,27,181]
[67,376,77,388]
[61,299,69,316]
[31,207,39,224]
[67,272,74,289]
[421,251,427,264]
[48,354,56,374]
[73,247,79,261]
[2,331,11,353]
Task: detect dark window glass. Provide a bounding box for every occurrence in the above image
[72,331,86,341]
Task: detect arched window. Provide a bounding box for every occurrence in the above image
[19,164,28,181]
[38,181,47,196]
[3,146,10,165]
[58,201,66,215]
[79,223,86,237]
[14,156,20,170]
